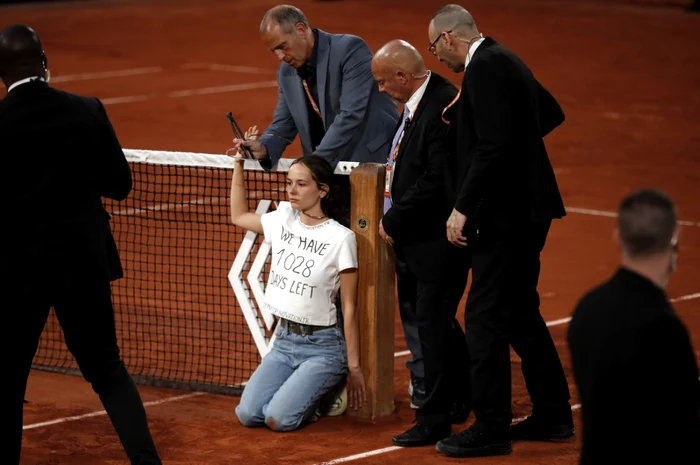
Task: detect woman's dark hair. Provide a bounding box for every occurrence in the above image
[291,155,347,223]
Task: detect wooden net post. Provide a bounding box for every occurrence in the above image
[347,163,395,419]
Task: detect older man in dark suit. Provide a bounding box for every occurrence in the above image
[371,39,471,448]
[427,4,574,458]
[233,5,399,169]
[0,24,161,465]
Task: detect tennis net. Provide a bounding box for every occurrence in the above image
[31,149,356,395]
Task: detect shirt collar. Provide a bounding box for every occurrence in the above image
[7,76,45,93]
[404,71,431,118]
[464,36,485,70]
[296,28,320,80]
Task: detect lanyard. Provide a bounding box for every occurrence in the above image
[302,80,322,119]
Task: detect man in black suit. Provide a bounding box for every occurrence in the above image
[0,25,162,465]
[568,189,699,465]
[427,5,574,457]
[371,40,471,447]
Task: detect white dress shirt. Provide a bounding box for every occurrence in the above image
[7,76,45,93]
[388,71,433,201]
[464,37,486,70]
[404,70,432,119]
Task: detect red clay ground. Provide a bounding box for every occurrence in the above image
[3,0,699,463]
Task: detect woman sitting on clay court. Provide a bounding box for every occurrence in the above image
[228,127,366,432]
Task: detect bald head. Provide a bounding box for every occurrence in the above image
[373,39,426,76]
[0,24,45,86]
[371,39,429,104]
[430,4,478,36]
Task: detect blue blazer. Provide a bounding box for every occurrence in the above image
[260,29,399,168]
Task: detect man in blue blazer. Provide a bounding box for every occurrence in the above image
[233,5,399,170]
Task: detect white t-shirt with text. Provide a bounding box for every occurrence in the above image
[260,202,357,326]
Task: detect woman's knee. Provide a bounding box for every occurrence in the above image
[235,404,264,428]
[264,408,305,432]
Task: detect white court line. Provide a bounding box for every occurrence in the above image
[392,292,700,357]
[102,80,278,105]
[52,62,270,84]
[316,447,403,465]
[51,67,163,83]
[567,207,700,228]
[546,317,573,327]
[23,392,205,430]
[168,80,278,98]
[102,94,157,105]
[670,292,700,303]
[315,404,583,465]
[182,62,272,74]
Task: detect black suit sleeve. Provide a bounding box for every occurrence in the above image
[381,118,449,238]
[455,56,512,215]
[538,82,565,137]
[93,98,132,201]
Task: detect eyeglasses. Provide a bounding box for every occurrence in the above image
[428,30,451,56]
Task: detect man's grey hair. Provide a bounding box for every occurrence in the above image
[430,4,478,36]
[617,188,678,258]
[260,5,309,34]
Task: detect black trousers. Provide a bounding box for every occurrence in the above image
[4,254,161,465]
[395,244,471,426]
[465,219,571,432]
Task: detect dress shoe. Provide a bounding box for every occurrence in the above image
[510,415,575,442]
[436,426,512,457]
[392,421,451,447]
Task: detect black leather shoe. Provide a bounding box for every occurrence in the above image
[392,422,451,447]
[436,426,512,457]
[449,399,469,424]
[510,416,575,442]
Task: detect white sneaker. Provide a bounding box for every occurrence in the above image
[326,385,348,416]
[316,384,348,417]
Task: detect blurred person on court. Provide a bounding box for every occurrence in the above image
[231,4,398,178]
[229,143,366,432]
[426,5,574,457]
[568,188,700,465]
[0,24,162,465]
[369,39,471,446]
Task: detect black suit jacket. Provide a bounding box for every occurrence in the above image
[381,72,458,280]
[448,37,566,240]
[567,268,700,465]
[0,80,131,281]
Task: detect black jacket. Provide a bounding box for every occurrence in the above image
[0,80,131,281]
[447,37,566,240]
[568,268,700,465]
[381,72,458,280]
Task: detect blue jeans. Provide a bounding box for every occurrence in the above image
[235,324,348,432]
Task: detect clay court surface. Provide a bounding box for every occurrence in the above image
[4,0,699,463]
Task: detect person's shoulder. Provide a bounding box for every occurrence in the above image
[325,31,370,52]
[570,277,617,320]
[48,86,105,114]
[426,73,459,107]
[266,201,295,218]
[327,219,356,241]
